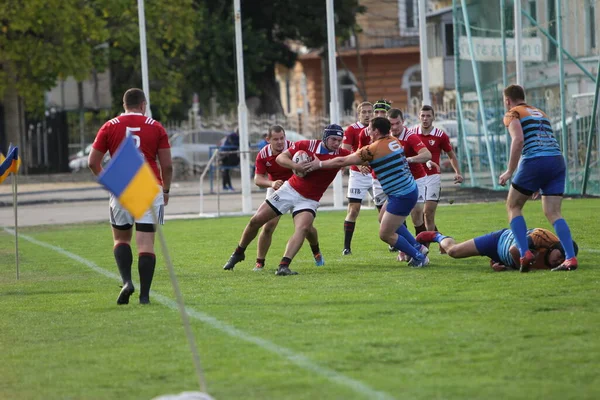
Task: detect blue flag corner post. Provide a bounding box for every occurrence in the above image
[0,145,22,279]
[97,135,209,396]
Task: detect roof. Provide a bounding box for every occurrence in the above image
[299,46,420,60]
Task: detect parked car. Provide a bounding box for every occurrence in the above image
[69,144,110,172]
[248,129,309,145]
[170,130,230,179]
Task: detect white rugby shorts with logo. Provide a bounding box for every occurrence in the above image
[421,174,442,202]
[347,169,375,201]
[266,181,319,215]
[373,176,427,206]
[109,190,165,226]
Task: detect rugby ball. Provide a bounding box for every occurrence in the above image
[292,150,311,177]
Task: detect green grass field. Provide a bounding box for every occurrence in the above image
[1,199,599,400]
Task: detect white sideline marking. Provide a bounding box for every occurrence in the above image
[2,227,394,400]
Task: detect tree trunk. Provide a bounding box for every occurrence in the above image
[256,64,284,115]
[2,62,23,154]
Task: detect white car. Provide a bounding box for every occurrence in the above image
[69,144,110,172]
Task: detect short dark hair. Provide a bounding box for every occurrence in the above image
[123,88,146,109]
[387,108,404,120]
[267,125,285,138]
[503,84,526,102]
[370,117,391,135]
[420,105,435,116]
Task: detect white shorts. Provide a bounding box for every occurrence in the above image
[371,179,387,206]
[266,181,319,216]
[422,174,441,202]
[415,176,427,203]
[266,187,275,199]
[109,190,164,227]
[347,169,374,201]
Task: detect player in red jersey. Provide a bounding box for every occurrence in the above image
[223,124,350,275]
[414,105,463,236]
[88,88,172,305]
[341,101,374,255]
[252,125,324,271]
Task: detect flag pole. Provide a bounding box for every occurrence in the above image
[12,173,19,280]
[151,209,208,394]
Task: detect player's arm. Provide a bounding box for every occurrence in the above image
[88,148,106,176]
[499,115,524,185]
[158,148,173,193]
[445,149,463,183]
[275,150,296,170]
[254,172,275,189]
[407,147,431,164]
[307,153,363,172]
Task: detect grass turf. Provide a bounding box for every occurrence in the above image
[0,199,599,399]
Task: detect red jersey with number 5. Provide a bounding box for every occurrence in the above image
[92,112,170,184]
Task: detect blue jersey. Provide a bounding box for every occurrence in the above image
[504,104,561,160]
[357,136,416,196]
[497,229,517,267]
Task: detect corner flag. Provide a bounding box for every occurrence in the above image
[0,145,20,184]
[98,136,159,219]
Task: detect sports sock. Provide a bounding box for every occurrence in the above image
[235,245,246,255]
[433,233,449,243]
[256,258,265,266]
[343,220,355,249]
[393,236,421,260]
[278,257,292,268]
[114,243,133,284]
[510,216,529,257]
[310,244,321,256]
[415,223,426,236]
[138,253,156,299]
[553,218,576,259]
[395,224,419,247]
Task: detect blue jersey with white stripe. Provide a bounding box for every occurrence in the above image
[358,136,416,196]
[504,104,562,160]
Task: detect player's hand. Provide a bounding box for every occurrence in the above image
[163,193,169,206]
[454,173,463,184]
[426,161,440,173]
[358,165,371,175]
[305,159,321,172]
[271,180,284,190]
[498,170,512,186]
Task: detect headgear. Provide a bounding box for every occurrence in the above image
[322,124,344,142]
[373,99,392,112]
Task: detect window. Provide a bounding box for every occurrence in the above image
[528,0,537,36]
[444,23,455,57]
[399,0,419,36]
[590,1,597,49]
[339,74,356,113]
[547,0,556,61]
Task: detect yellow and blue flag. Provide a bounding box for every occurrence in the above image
[98,136,160,219]
[0,145,20,184]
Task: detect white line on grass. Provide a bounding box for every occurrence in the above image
[2,227,394,400]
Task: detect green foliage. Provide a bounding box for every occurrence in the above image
[0,0,108,112]
[186,0,365,114]
[1,201,599,399]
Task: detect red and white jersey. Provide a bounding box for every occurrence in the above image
[343,122,368,172]
[415,125,452,176]
[286,140,351,201]
[397,127,427,180]
[92,112,170,184]
[255,140,294,182]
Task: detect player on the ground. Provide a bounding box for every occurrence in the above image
[223,124,350,276]
[416,228,578,271]
[88,88,172,305]
[498,84,578,272]
[414,105,463,236]
[340,101,374,255]
[305,117,431,268]
[253,125,324,271]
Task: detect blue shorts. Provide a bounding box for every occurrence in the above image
[386,187,418,216]
[512,155,565,196]
[473,229,506,263]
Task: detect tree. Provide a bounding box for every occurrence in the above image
[187,0,364,115]
[0,0,108,149]
[97,0,198,120]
